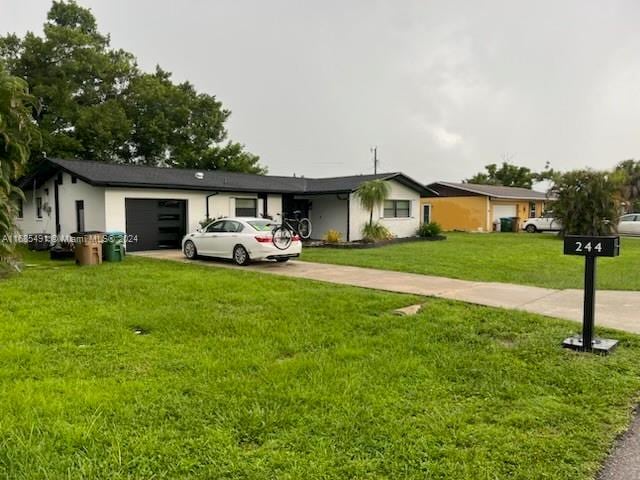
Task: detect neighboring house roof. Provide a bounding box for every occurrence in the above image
[426,181,551,200]
[20,158,432,196]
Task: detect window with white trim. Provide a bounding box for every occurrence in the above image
[384,200,410,218]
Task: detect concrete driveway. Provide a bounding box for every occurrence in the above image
[132,249,640,334]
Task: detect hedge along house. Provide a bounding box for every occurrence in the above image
[421,182,550,232]
[17,158,429,251]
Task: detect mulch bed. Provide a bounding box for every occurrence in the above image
[304,235,446,249]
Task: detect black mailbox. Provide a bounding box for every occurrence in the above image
[563,235,620,257]
[562,234,620,354]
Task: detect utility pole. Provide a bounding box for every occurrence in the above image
[371,146,379,174]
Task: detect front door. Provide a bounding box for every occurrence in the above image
[282,194,310,219]
[422,204,431,224]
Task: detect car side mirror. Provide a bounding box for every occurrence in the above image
[196,227,203,233]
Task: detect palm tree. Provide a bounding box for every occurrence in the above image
[355,179,391,226]
[0,64,39,272]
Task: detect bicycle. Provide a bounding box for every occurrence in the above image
[272,210,312,250]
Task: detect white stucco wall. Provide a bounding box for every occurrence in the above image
[16,177,57,235]
[305,194,348,240]
[348,179,420,241]
[16,173,105,237]
[57,173,105,234]
[104,188,283,234]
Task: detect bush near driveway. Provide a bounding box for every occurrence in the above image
[302,232,640,291]
[1,251,640,478]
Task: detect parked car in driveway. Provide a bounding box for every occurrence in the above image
[522,212,562,233]
[182,217,301,265]
[618,213,640,235]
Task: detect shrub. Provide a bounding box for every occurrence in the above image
[324,229,342,243]
[362,222,393,242]
[549,170,621,236]
[417,222,442,237]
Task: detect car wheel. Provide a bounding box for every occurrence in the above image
[525,224,537,233]
[233,245,250,266]
[184,240,198,259]
[275,257,290,263]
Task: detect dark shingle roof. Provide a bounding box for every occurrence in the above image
[26,158,430,195]
[429,181,550,200]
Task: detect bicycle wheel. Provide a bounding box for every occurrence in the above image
[272,226,293,250]
[298,218,312,239]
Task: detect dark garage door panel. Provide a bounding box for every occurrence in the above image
[125,199,187,252]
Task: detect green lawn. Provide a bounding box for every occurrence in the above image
[1,251,640,478]
[301,232,640,290]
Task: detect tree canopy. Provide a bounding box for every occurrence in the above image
[0,0,265,174]
[466,161,555,189]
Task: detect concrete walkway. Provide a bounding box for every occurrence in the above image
[133,250,640,334]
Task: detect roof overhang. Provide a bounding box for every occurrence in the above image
[427,181,550,201]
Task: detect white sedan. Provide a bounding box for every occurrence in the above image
[618,213,640,235]
[522,212,562,233]
[182,217,302,265]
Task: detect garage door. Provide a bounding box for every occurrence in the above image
[492,204,517,221]
[125,199,187,252]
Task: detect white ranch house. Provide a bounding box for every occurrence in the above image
[17,158,429,251]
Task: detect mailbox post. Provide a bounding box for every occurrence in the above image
[562,235,620,354]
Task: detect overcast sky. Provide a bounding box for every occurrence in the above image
[2,0,640,182]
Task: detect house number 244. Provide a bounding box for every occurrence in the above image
[575,241,602,253]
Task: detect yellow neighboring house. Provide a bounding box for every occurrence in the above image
[421,182,550,232]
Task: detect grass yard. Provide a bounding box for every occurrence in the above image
[301,232,640,290]
[1,251,640,478]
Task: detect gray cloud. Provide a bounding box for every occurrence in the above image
[2,0,639,182]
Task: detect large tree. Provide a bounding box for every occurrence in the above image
[0,0,265,173]
[0,63,40,271]
[466,161,555,188]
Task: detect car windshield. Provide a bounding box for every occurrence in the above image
[248,220,277,231]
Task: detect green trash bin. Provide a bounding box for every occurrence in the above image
[102,231,125,262]
[500,217,513,233]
